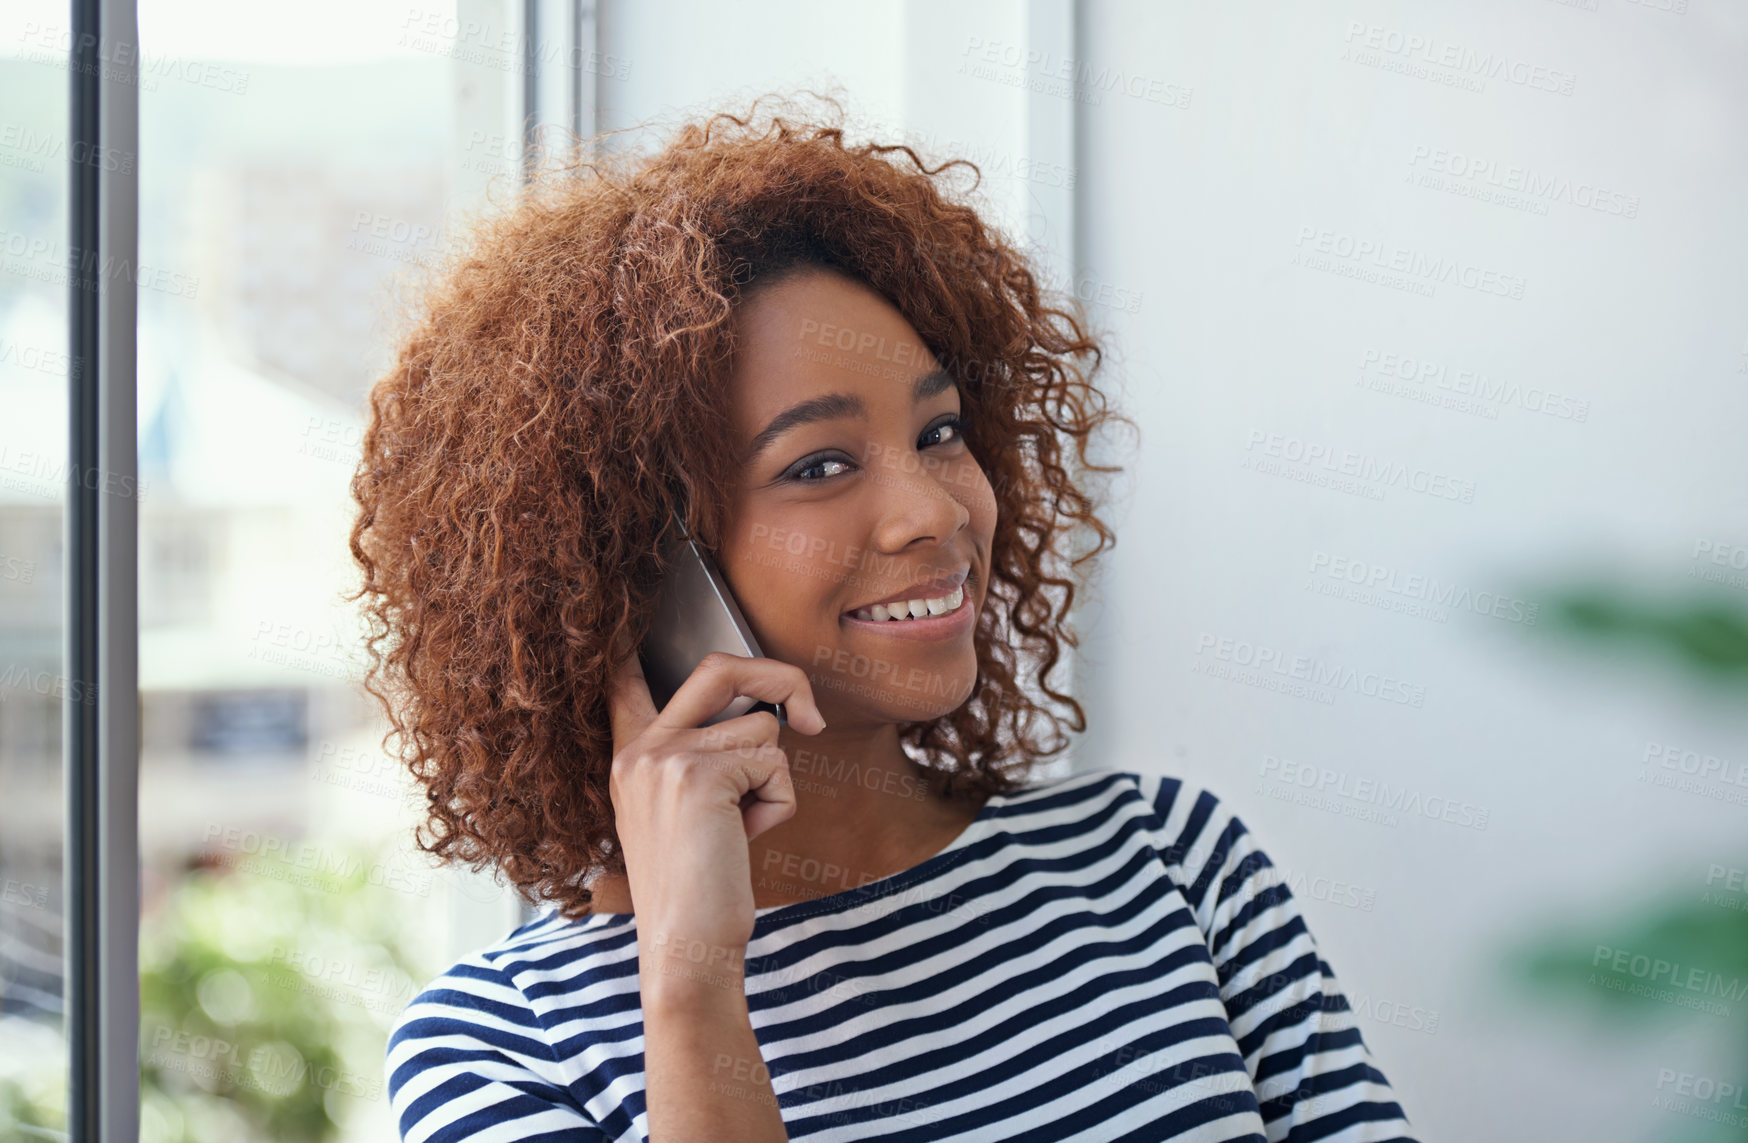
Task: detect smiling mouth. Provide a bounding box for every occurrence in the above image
[845,583,966,623]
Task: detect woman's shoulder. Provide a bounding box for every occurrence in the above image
[1006,765,1257,883]
[1003,764,1239,836]
[385,910,627,1135]
[387,908,637,1062]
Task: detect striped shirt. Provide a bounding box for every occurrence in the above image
[387,768,1418,1141]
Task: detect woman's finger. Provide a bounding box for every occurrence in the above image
[732,741,796,841]
[606,652,662,754]
[654,652,826,736]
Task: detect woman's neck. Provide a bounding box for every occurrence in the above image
[585,721,986,915]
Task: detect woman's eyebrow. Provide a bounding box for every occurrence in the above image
[744,368,956,462]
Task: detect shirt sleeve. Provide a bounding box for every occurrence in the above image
[1142,772,1420,1143]
[386,955,611,1143]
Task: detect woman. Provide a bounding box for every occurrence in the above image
[352,96,1418,1142]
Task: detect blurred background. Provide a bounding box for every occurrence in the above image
[1,1,1745,1140]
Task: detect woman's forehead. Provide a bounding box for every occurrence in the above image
[728,272,941,420]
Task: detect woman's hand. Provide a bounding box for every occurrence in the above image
[608,651,819,1143]
[606,651,827,961]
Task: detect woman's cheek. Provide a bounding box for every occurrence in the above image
[733,533,844,649]
[963,462,998,534]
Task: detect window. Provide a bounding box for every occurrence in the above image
[0,3,589,1137]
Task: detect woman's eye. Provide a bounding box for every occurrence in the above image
[789,456,854,482]
[923,415,967,448]
[784,416,966,483]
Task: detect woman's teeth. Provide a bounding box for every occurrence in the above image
[851,585,964,622]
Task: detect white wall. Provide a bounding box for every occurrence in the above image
[1072,2,1748,1139]
[600,3,1748,1139]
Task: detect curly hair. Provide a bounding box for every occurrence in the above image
[346,92,1136,918]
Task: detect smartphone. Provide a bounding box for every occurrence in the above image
[638,506,787,729]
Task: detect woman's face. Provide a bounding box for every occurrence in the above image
[718,266,998,729]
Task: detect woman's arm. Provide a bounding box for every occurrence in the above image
[386,962,611,1142]
[388,929,787,1142]
[605,652,829,1142]
[1147,775,1420,1143]
[641,941,787,1141]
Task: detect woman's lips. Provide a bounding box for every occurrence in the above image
[839,584,975,641]
[844,566,970,614]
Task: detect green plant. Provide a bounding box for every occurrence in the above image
[137,839,430,1143]
[0,1014,67,1140]
[1508,584,1748,1142]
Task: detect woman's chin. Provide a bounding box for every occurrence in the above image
[778,629,982,727]
[868,677,982,727]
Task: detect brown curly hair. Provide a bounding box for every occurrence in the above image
[345,92,1136,919]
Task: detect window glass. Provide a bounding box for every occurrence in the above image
[131,5,520,1139]
[0,3,75,1136]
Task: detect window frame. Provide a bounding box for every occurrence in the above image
[58,2,594,1135]
[64,0,140,1139]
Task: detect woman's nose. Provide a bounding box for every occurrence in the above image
[864,442,972,548]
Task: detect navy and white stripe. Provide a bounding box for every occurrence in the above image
[387,768,1417,1142]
